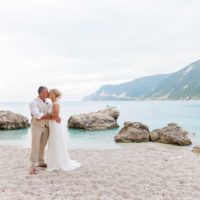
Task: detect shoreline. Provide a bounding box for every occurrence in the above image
[0,140,196,151]
[0,143,200,200]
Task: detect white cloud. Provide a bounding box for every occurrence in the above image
[0,0,200,101]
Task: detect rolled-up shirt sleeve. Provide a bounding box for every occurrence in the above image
[29,101,44,119]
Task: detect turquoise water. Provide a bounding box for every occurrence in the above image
[0,101,200,149]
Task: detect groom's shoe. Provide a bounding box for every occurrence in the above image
[38,163,47,168]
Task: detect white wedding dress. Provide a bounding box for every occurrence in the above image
[46,100,81,171]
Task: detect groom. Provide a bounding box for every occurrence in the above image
[29,86,60,175]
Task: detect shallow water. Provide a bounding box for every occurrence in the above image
[0,101,200,149]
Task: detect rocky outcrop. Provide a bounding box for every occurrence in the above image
[0,111,31,130]
[67,107,120,130]
[150,123,192,146]
[114,122,192,146]
[192,146,200,153]
[115,122,150,143]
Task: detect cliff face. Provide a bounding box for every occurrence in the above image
[83,60,200,101]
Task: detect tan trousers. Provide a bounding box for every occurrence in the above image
[30,125,49,167]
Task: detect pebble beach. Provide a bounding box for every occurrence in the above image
[0,143,200,200]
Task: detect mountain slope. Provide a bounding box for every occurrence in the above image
[148,60,200,100]
[83,60,200,101]
[83,74,170,101]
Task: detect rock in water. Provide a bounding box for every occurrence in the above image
[192,146,200,153]
[150,123,192,146]
[115,122,150,143]
[67,107,120,130]
[0,111,31,130]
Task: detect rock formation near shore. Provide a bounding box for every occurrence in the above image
[192,146,200,153]
[115,122,192,146]
[0,111,31,130]
[115,122,150,143]
[68,107,120,130]
[150,123,192,146]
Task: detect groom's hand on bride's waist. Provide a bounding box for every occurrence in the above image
[37,114,51,121]
[36,114,61,123]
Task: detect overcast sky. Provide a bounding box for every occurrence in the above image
[0,0,200,101]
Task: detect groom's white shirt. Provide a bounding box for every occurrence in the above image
[29,97,49,127]
[30,97,46,119]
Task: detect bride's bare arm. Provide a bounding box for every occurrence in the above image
[51,103,60,121]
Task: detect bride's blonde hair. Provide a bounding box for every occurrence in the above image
[49,89,62,99]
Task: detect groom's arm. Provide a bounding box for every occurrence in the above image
[30,101,54,120]
[40,114,61,122]
[37,104,61,123]
[30,101,46,120]
[40,114,52,120]
[39,112,61,123]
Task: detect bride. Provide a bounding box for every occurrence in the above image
[45,89,81,171]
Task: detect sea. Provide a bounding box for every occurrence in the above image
[0,101,200,149]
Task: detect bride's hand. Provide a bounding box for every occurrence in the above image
[56,117,61,123]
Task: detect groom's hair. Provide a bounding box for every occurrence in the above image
[38,86,48,94]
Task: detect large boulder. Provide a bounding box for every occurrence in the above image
[150,123,192,146]
[67,107,120,130]
[115,122,150,143]
[0,111,31,130]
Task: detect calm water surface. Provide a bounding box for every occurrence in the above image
[0,101,200,149]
